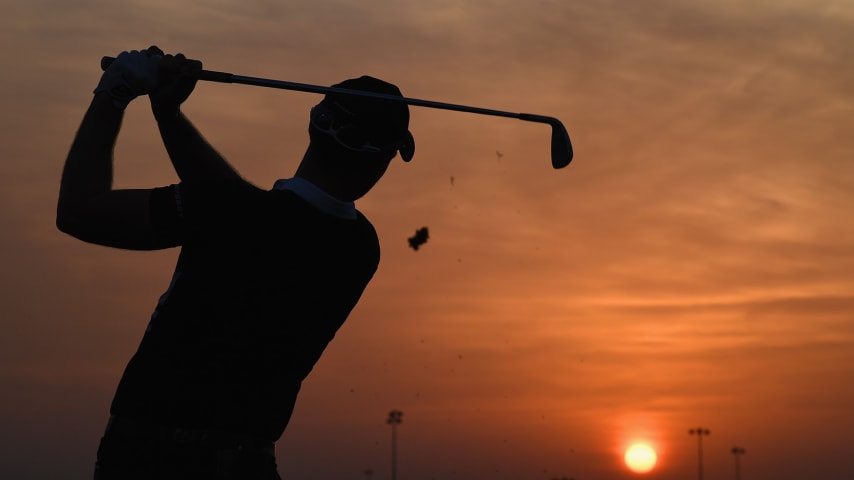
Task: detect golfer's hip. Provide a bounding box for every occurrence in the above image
[95,415,279,480]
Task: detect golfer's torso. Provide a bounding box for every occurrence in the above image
[110,186,380,440]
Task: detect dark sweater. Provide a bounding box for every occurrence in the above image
[110,180,380,441]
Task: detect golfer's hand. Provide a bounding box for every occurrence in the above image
[149,50,202,123]
[94,48,161,109]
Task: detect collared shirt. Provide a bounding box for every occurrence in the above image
[272,177,356,220]
[118,179,380,440]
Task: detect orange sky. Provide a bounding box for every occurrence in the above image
[2,0,853,479]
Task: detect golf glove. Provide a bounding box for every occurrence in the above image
[149,53,202,122]
[94,50,161,109]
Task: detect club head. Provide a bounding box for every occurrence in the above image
[548,119,574,169]
[518,114,573,169]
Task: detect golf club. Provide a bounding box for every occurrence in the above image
[102,56,573,169]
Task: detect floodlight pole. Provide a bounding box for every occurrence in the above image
[689,427,711,480]
[731,446,746,480]
[387,410,403,480]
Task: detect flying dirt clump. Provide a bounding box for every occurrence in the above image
[408,227,429,251]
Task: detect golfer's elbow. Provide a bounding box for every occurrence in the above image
[56,203,83,238]
[56,207,116,247]
[56,198,94,240]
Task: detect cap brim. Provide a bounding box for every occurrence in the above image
[399,131,415,162]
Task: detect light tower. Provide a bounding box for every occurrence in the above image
[689,427,711,480]
[731,446,746,480]
[387,410,403,480]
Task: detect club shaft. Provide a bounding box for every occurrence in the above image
[203,70,525,121]
[201,70,572,167]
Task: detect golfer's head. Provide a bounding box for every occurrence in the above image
[309,76,415,163]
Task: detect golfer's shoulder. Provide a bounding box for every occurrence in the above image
[353,210,380,252]
[355,210,377,236]
[180,178,265,205]
[181,177,259,196]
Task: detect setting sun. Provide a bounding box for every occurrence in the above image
[624,443,657,474]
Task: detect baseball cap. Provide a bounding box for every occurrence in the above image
[313,76,415,162]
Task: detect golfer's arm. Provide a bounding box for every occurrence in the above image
[156,111,242,183]
[56,93,169,250]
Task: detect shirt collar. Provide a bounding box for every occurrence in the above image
[272,177,357,220]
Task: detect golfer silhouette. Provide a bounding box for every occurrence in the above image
[57,46,415,479]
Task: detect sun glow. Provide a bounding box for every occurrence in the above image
[624,443,657,474]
